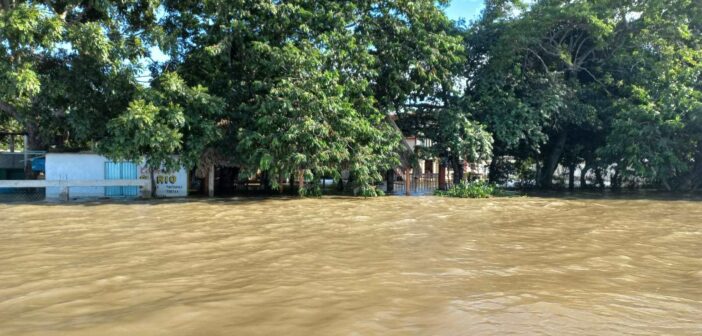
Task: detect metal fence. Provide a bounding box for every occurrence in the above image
[0,150,46,202]
[0,187,45,202]
[391,173,456,195]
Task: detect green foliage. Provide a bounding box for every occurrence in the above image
[234,43,399,194]
[101,98,184,170]
[99,72,223,171]
[158,0,461,196]
[0,0,160,149]
[463,0,702,191]
[434,180,497,198]
[3,0,701,194]
[597,0,702,190]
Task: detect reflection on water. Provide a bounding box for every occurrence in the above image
[1,196,701,335]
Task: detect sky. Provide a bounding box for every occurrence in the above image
[444,0,485,23]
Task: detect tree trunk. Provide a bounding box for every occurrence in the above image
[595,168,605,190]
[25,123,43,151]
[8,134,14,152]
[150,168,157,198]
[0,100,18,119]
[690,154,702,191]
[677,145,702,191]
[488,157,499,184]
[336,177,344,192]
[297,169,305,195]
[289,173,296,195]
[207,165,215,197]
[438,162,447,190]
[386,169,395,193]
[611,167,621,191]
[568,163,576,191]
[539,132,567,189]
[451,156,464,184]
[580,163,591,189]
[260,171,271,192]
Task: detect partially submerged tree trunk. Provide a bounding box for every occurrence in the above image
[580,162,591,189]
[289,173,295,194]
[386,169,395,193]
[568,163,576,191]
[539,132,567,189]
[451,156,464,184]
[675,145,702,191]
[595,168,605,190]
[336,177,344,192]
[438,162,447,190]
[297,169,305,194]
[611,167,622,191]
[488,157,499,184]
[150,167,157,198]
[260,171,271,192]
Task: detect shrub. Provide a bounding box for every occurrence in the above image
[434,180,497,198]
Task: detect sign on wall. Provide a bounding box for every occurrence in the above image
[138,165,188,197]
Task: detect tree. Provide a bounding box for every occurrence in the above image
[158,0,465,196]
[98,72,224,195]
[466,0,628,188]
[0,0,160,150]
[397,100,493,184]
[600,0,702,191]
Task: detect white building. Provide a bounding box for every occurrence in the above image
[45,153,188,199]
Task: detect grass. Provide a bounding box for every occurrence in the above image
[434,180,499,198]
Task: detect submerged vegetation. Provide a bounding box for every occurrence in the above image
[1,0,701,195]
[434,181,498,198]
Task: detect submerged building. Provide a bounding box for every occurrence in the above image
[44,153,188,200]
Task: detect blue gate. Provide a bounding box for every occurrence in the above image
[104,162,138,197]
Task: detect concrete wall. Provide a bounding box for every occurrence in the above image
[46,154,108,198]
[45,153,188,199]
[136,165,188,197]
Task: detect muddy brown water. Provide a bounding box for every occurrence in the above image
[1,196,701,335]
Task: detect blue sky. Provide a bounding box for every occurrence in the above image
[444,0,485,23]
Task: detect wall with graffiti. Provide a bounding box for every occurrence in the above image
[138,165,188,197]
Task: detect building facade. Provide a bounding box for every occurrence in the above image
[45,153,188,199]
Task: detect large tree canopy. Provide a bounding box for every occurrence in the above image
[465,0,702,191]
[154,0,468,195]
[0,0,161,148]
[600,0,702,191]
[2,0,701,194]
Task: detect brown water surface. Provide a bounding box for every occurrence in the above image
[1,196,701,335]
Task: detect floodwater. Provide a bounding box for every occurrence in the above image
[1,197,701,335]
